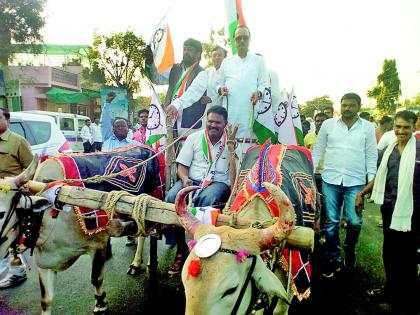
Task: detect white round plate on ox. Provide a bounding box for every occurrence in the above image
[194,234,222,258]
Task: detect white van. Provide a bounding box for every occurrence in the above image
[9,112,71,156]
[23,111,90,152]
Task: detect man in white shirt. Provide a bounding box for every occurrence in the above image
[146,38,208,138]
[91,117,103,151]
[201,46,227,107]
[80,119,93,153]
[216,25,269,149]
[164,106,236,275]
[312,92,378,278]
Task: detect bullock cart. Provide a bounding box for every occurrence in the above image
[27,180,314,297]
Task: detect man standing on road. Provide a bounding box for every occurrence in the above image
[100,93,140,246]
[216,25,269,152]
[356,110,419,314]
[0,107,32,289]
[312,92,378,278]
[91,117,103,151]
[81,119,93,153]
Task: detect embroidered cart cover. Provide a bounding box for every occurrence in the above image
[228,141,318,300]
[49,145,165,235]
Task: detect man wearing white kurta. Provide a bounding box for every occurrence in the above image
[216,25,269,150]
[202,46,227,107]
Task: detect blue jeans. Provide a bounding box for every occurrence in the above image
[165,180,230,208]
[164,180,230,246]
[322,181,364,262]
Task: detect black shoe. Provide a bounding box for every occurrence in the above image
[322,259,341,278]
[344,251,356,269]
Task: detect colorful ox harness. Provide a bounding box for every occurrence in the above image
[229,140,318,300]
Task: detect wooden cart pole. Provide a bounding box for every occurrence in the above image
[27,181,314,252]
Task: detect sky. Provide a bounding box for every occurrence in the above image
[43,0,420,109]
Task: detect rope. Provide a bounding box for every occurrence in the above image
[101,191,161,237]
[63,108,208,185]
[103,191,130,220]
[131,194,158,237]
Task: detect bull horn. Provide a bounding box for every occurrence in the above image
[15,154,39,187]
[258,182,296,251]
[174,185,201,236]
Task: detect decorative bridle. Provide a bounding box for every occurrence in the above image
[0,188,27,246]
[218,248,258,315]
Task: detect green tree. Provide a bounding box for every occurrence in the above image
[80,48,106,91]
[92,31,146,91]
[202,27,229,68]
[0,0,46,67]
[91,30,146,114]
[367,59,401,114]
[301,95,334,118]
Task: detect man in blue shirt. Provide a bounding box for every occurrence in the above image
[100,92,140,246]
[101,92,139,151]
[312,92,377,278]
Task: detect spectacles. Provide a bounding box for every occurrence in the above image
[234,36,249,42]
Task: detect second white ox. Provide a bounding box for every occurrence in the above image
[175,183,297,315]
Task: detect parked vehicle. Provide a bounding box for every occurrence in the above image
[23,110,90,152]
[9,112,71,156]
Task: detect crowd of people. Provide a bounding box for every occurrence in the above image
[0,23,419,315]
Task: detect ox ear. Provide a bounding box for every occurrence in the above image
[252,256,291,305]
[15,154,39,187]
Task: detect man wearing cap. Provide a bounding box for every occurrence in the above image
[146,38,208,137]
[216,25,269,153]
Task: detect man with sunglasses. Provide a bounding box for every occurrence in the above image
[216,25,269,152]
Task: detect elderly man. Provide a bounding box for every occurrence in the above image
[356,110,419,314]
[164,106,236,274]
[216,25,269,151]
[312,92,377,278]
[146,38,208,137]
[0,107,32,288]
[101,92,139,152]
[201,45,227,107]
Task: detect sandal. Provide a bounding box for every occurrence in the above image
[168,253,187,275]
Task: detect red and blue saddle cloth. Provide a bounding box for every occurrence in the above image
[228,140,318,300]
[48,144,165,235]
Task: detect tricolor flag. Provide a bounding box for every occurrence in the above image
[224,0,246,54]
[146,91,167,150]
[275,89,297,145]
[289,88,304,146]
[190,206,220,225]
[146,16,174,77]
[253,87,277,144]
